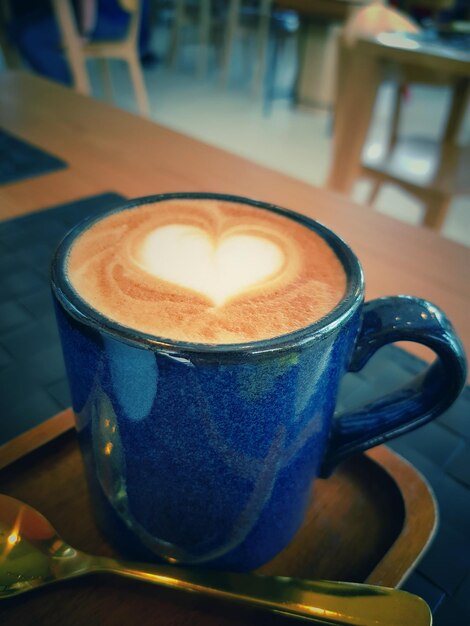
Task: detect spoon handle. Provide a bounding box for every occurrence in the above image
[89,557,431,626]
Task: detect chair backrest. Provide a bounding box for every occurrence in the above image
[51,0,90,94]
[117,0,144,49]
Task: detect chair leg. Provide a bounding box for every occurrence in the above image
[220,0,240,85]
[97,58,114,102]
[168,0,185,67]
[251,0,271,96]
[443,78,470,143]
[389,82,405,149]
[127,54,150,117]
[197,0,211,76]
[51,0,90,95]
[423,193,451,231]
[367,180,382,206]
[263,29,277,116]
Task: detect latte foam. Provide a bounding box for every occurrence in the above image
[67,198,346,343]
[137,224,284,306]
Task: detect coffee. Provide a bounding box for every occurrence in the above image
[67,198,346,343]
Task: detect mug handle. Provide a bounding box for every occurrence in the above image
[320,296,467,477]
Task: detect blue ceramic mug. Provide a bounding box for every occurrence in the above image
[51,193,467,571]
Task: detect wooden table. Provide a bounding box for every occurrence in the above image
[275,0,369,108]
[328,32,470,195]
[276,0,366,21]
[1,70,468,364]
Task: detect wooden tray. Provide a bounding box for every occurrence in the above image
[0,409,437,626]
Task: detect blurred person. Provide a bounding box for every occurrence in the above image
[8,0,151,86]
[392,1,469,24]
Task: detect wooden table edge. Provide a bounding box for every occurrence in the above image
[365,446,438,588]
[356,36,470,76]
[0,409,74,471]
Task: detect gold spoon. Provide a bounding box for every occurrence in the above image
[0,494,431,625]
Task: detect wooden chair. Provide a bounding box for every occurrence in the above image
[51,0,150,117]
[331,1,470,231]
[220,0,272,93]
[167,0,219,75]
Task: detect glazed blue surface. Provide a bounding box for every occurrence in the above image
[320,296,467,476]
[51,192,467,571]
[54,300,360,569]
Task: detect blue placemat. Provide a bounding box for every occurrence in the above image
[0,192,468,624]
[337,355,470,626]
[0,128,67,185]
[0,192,126,443]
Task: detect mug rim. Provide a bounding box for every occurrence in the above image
[51,192,364,357]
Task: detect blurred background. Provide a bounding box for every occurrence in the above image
[1,0,468,245]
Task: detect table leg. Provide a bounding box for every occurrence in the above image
[327,45,381,195]
[423,192,451,231]
[443,78,470,143]
[296,21,341,109]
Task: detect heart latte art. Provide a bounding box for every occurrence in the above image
[137,225,284,306]
[67,199,346,343]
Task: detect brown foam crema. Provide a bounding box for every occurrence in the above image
[67,199,347,344]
